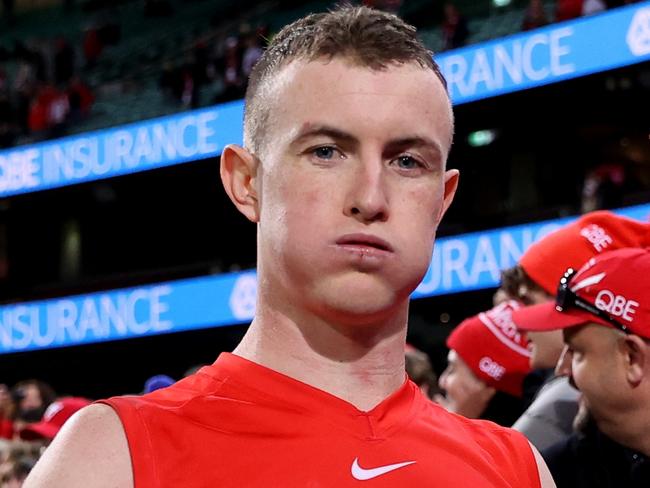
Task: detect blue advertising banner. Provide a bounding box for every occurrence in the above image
[1,203,649,354]
[438,1,650,104]
[2,3,649,196]
[0,100,244,198]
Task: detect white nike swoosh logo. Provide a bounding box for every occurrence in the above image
[351,457,416,480]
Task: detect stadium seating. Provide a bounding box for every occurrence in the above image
[0,0,559,140]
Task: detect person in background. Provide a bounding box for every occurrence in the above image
[142,376,175,395]
[10,381,56,435]
[512,248,650,487]
[1,456,35,488]
[18,398,91,444]
[405,344,441,400]
[503,211,650,450]
[0,442,41,488]
[522,0,549,31]
[441,3,469,50]
[437,300,533,426]
[555,0,584,22]
[0,386,14,440]
[581,0,606,15]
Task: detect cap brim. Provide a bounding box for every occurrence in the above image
[511,302,596,332]
[19,422,58,441]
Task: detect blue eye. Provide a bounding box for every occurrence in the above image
[313,146,336,159]
[395,156,421,169]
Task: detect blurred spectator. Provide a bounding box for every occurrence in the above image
[405,345,441,400]
[142,375,175,395]
[582,0,607,15]
[441,3,469,51]
[556,0,584,22]
[180,65,197,108]
[67,76,94,122]
[437,300,532,426]
[214,36,245,104]
[514,249,650,487]
[10,381,56,430]
[581,162,627,213]
[522,0,549,31]
[48,87,70,137]
[0,385,14,440]
[1,455,36,487]
[0,91,17,148]
[241,33,263,78]
[82,26,103,69]
[19,397,91,442]
[507,211,650,450]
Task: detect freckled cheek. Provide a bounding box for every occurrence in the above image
[270,184,331,241]
[400,192,440,255]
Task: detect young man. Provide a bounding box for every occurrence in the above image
[512,247,650,486]
[24,7,553,487]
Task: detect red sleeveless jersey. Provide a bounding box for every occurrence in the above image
[100,353,541,487]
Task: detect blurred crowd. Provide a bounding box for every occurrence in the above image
[0,371,192,486]
[407,210,650,487]
[7,206,650,487]
[1,0,644,148]
[158,24,268,109]
[0,37,94,149]
[442,0,643,52]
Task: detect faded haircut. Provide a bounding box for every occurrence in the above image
[243,5,447,155]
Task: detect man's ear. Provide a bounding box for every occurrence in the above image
[220,144,261,223]
[437,169,459,222]
[623,335,648,387]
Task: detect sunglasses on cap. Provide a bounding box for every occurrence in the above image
[555,268,631,335]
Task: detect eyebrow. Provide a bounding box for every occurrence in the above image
[289,126,359,150]
[289,124,444,159]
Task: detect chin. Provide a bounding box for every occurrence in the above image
[312,275,406,324]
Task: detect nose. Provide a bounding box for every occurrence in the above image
[344,157,389,223]
[555,345,572,378]
[438,368,449,392]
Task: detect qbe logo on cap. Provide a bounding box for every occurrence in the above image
[627,7,650,56]
[229,273,257,320]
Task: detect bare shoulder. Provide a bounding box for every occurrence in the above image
[24,403,133,488]
[528,440,556,488]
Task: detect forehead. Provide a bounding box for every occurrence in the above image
[564,323,615,347]
[447,350,468,370]
[264,58,454,155]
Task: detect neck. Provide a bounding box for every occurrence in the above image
[600,403,650,457]
[232,298,409,412]
[620,420,650,457]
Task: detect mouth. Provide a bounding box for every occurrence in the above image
[335,233,394,253]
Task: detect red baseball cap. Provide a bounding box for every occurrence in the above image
[519,211,650,295]
[446,300,532,397]
[19,397,91,441]
[512,248,650,338]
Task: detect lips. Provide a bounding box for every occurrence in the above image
[335,233,394,253]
